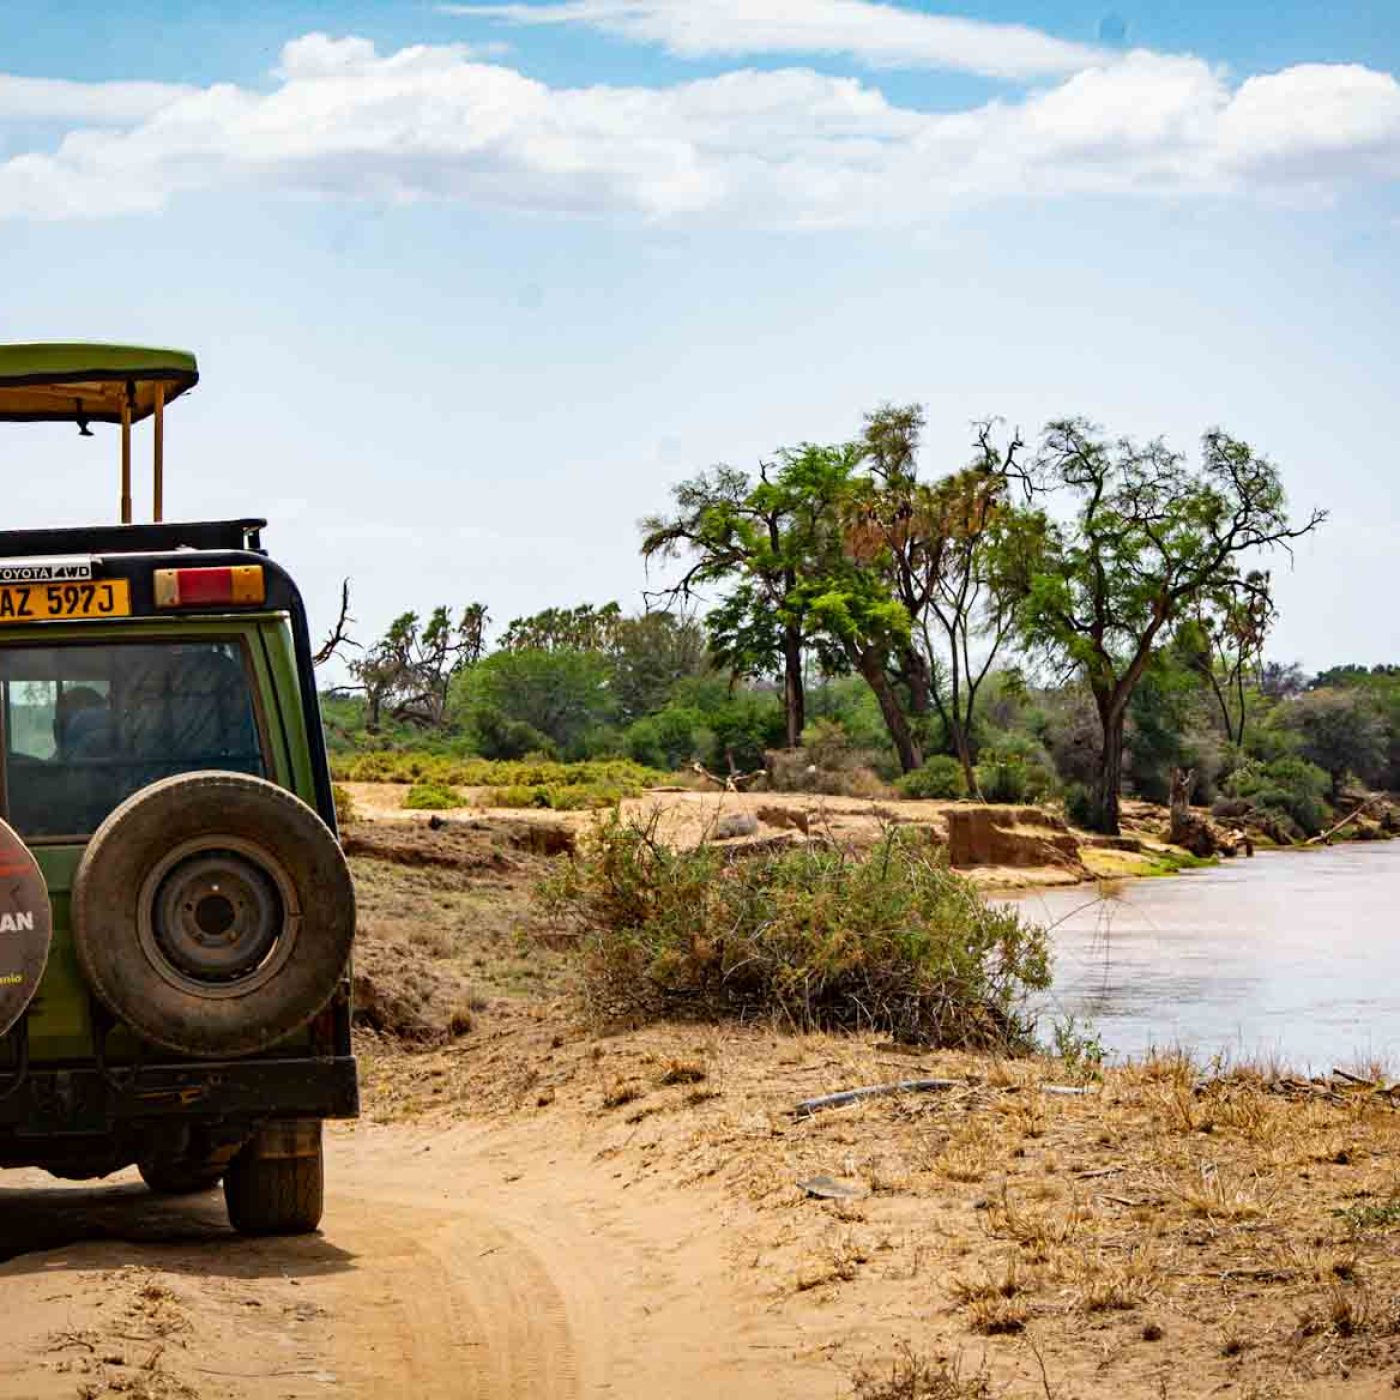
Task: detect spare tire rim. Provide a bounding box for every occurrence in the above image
[138,836,301,999]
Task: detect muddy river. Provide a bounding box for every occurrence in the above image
[1012,840,1400,1072]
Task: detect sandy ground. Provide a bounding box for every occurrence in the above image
[6,1020,1400,1400]
[4,806,1398,1399]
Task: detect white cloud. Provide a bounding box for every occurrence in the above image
[0,36,1395,226]
[0,75,191,124]
[442,0,1106,80]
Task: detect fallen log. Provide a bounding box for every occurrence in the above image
[792,1078,962,1118]
[1305,795,1384,846]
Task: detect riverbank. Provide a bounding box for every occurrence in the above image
[341,779,1297,893]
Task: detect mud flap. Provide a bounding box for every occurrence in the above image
[0,817,52,1037]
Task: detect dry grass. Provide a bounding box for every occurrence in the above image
[347,815,1400,1397]
[850,1344,991,1399]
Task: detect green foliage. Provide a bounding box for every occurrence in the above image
[452,648,615,760]
[1062,783,1098,830]
[1016,421,1320,831]
[896,756,967,800]
[1126,648,1225,804]
[331,782,357,825]
[403,780,461,810]
[1224,756,1332,838]
[540,820,1052,1050]
[622,705,709,770]
[331,751,664,793]
[673,676,786,771]
[499,601,622,653]
[1279,688,1387,798]
[487,782,631,811]
[975,736,1058,804]
[611,612,710,722]
[1049,1015,1106,1081]
[766,719,891,797]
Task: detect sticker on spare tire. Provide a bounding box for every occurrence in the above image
[0,821,53,1036]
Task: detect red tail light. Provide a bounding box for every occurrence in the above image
[153,565,265,609]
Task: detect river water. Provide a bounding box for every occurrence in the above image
[1009,840,1400,1072]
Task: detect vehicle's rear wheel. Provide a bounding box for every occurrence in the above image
[71,772,355,1059]
[138,1155,225,1195]
[224,1120,324,1236]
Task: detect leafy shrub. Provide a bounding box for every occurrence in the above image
[331,752,666,792]
[331,782,357,825]
[471,709,558,761]
[539,818,1051,1050]
[1224,757,1331,838]
[451,649,615,760]
[975,738,1058,804]
[766,720,891,798]
[896,756,967,800]
[1063,783,1099,830]
[404,780,462,810]
[487,782,629,811]
[623,706,710,770]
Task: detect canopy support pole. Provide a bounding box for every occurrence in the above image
[120,385,132,525]
[152,382,165,523]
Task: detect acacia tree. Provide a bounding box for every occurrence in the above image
[500,602,622,653]
[847,409,1041,792]
[350,602,488,729]
[1019,422,1323,834]
[1189,569,1275,748]
[642,462,824,749]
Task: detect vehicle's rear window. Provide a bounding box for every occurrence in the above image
[0,640,265,838]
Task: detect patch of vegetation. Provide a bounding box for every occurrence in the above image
[539,819,1051,1050]
[331,782,357,825]
[1139,849,1220,876]
[487,781,633,811]
[896,756,966,800]
[332,751,666,792]
[403,780,462,810]
[1335,1197,1400,1232]
[851,1344,991,1399]
[1221,756,1332,839]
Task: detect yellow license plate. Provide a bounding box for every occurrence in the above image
[0,579,131,622]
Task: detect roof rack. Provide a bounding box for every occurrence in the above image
[0,343,199,526]
[0,520,265,560]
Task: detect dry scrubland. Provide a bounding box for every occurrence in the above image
[341,800,1400,1399]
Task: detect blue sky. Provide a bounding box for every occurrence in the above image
[0,1,1397,674]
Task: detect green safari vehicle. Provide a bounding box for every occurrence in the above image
[0,345,357,1236]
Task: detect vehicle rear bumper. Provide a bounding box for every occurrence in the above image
[0,1055,359,1134]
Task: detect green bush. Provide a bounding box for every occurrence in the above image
[331,782,357,825]
[471,709,558,761]
[1224,757,1331,838]
[896,756,967,800]
[766,720,891,798]
[975,738,1058,804]
[539,819,1051,1050]
[331,752,666,792]
[487,782,629,811]
[1063,783,1099,830]
[623,706,710,771]
[404,780,462,810]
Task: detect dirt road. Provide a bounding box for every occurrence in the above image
[0,1118,833,1400]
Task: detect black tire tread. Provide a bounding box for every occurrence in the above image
[224,1147,324,1236]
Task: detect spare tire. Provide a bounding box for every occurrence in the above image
[0,818,53,1038]
[72,772,354,1059]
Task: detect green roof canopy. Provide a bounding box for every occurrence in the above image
[0,343,198,424]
